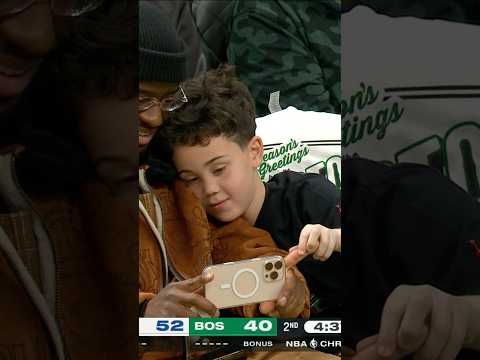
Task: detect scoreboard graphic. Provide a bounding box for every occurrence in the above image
[139,318,341,353]
[139,318,340,337]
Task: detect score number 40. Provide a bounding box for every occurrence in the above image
[243,319,273,332]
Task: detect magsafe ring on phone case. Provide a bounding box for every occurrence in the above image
[232,268,259,298]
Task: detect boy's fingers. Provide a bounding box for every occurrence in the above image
[354,344,404,360]
[395,291,430,353]
[288,245,298,253]
[314,227,329,257]
[298,225,312,255]
[353,342,381,360]
[415,294,450,359]
[325,236,336,259]
[353,345,405,360]
[284,248,307,267]
[334,229,341,252]
[356,335,378,352]
[315,236,335,261]
[377,287,409,357]
[438,305,467,360]
[356,335,379,352]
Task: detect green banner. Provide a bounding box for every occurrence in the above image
[189,318,277,336]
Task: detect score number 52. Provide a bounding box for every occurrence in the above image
[156,319,184,332]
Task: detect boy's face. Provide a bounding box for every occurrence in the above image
[173,135,263,223]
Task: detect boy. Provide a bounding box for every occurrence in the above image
[156,65,342,316]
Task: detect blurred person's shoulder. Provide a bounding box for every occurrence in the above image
[343,157,480,224]
[267,169,326,184]
[266,170,339,202]
[258,170,340,230]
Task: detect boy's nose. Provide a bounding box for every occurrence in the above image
[203,176,220,197]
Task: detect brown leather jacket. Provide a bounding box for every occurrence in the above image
[139,180,311,314]
[0,152,137,360]
[138,180,311,359]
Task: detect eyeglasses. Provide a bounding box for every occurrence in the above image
[0,0,105,17]
[138,87,188,114]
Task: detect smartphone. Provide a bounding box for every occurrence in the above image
[203,255,286,309]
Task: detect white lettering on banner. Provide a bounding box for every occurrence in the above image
[342,7,480,199]
[342,83,405,146]
[259,139,341,188]
[255,107,341,187]
[194,322,224,331]
[258,139,310,179]
[343,83,480,200]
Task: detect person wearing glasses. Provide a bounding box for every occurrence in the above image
[138,0,192,151]
[137,0,213,316]
[137,3,208,358]
[0,1,138,360]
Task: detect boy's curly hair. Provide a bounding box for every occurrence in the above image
[158,64,256,150]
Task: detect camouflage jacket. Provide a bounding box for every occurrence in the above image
[227,0,340,117]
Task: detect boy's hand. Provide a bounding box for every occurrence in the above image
[299,224,341,260]
[285,224,341,266]
[352,285,470,360]
[144,273,219,318]
[258,268,306,318]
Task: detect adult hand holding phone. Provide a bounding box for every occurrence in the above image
[259,267,307,318]
[144,273,219,317]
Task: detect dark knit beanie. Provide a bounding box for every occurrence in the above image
[139,1,188,83]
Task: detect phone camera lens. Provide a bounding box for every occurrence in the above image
[265,262,273,270]
[270,271,278,280]
[274,261,283,269]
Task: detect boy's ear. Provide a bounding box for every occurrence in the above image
[247,136,264,167]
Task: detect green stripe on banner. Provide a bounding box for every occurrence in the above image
[189,318,277,336]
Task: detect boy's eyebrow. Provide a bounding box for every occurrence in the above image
[204,155,228,166]
[177,155,228,176]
